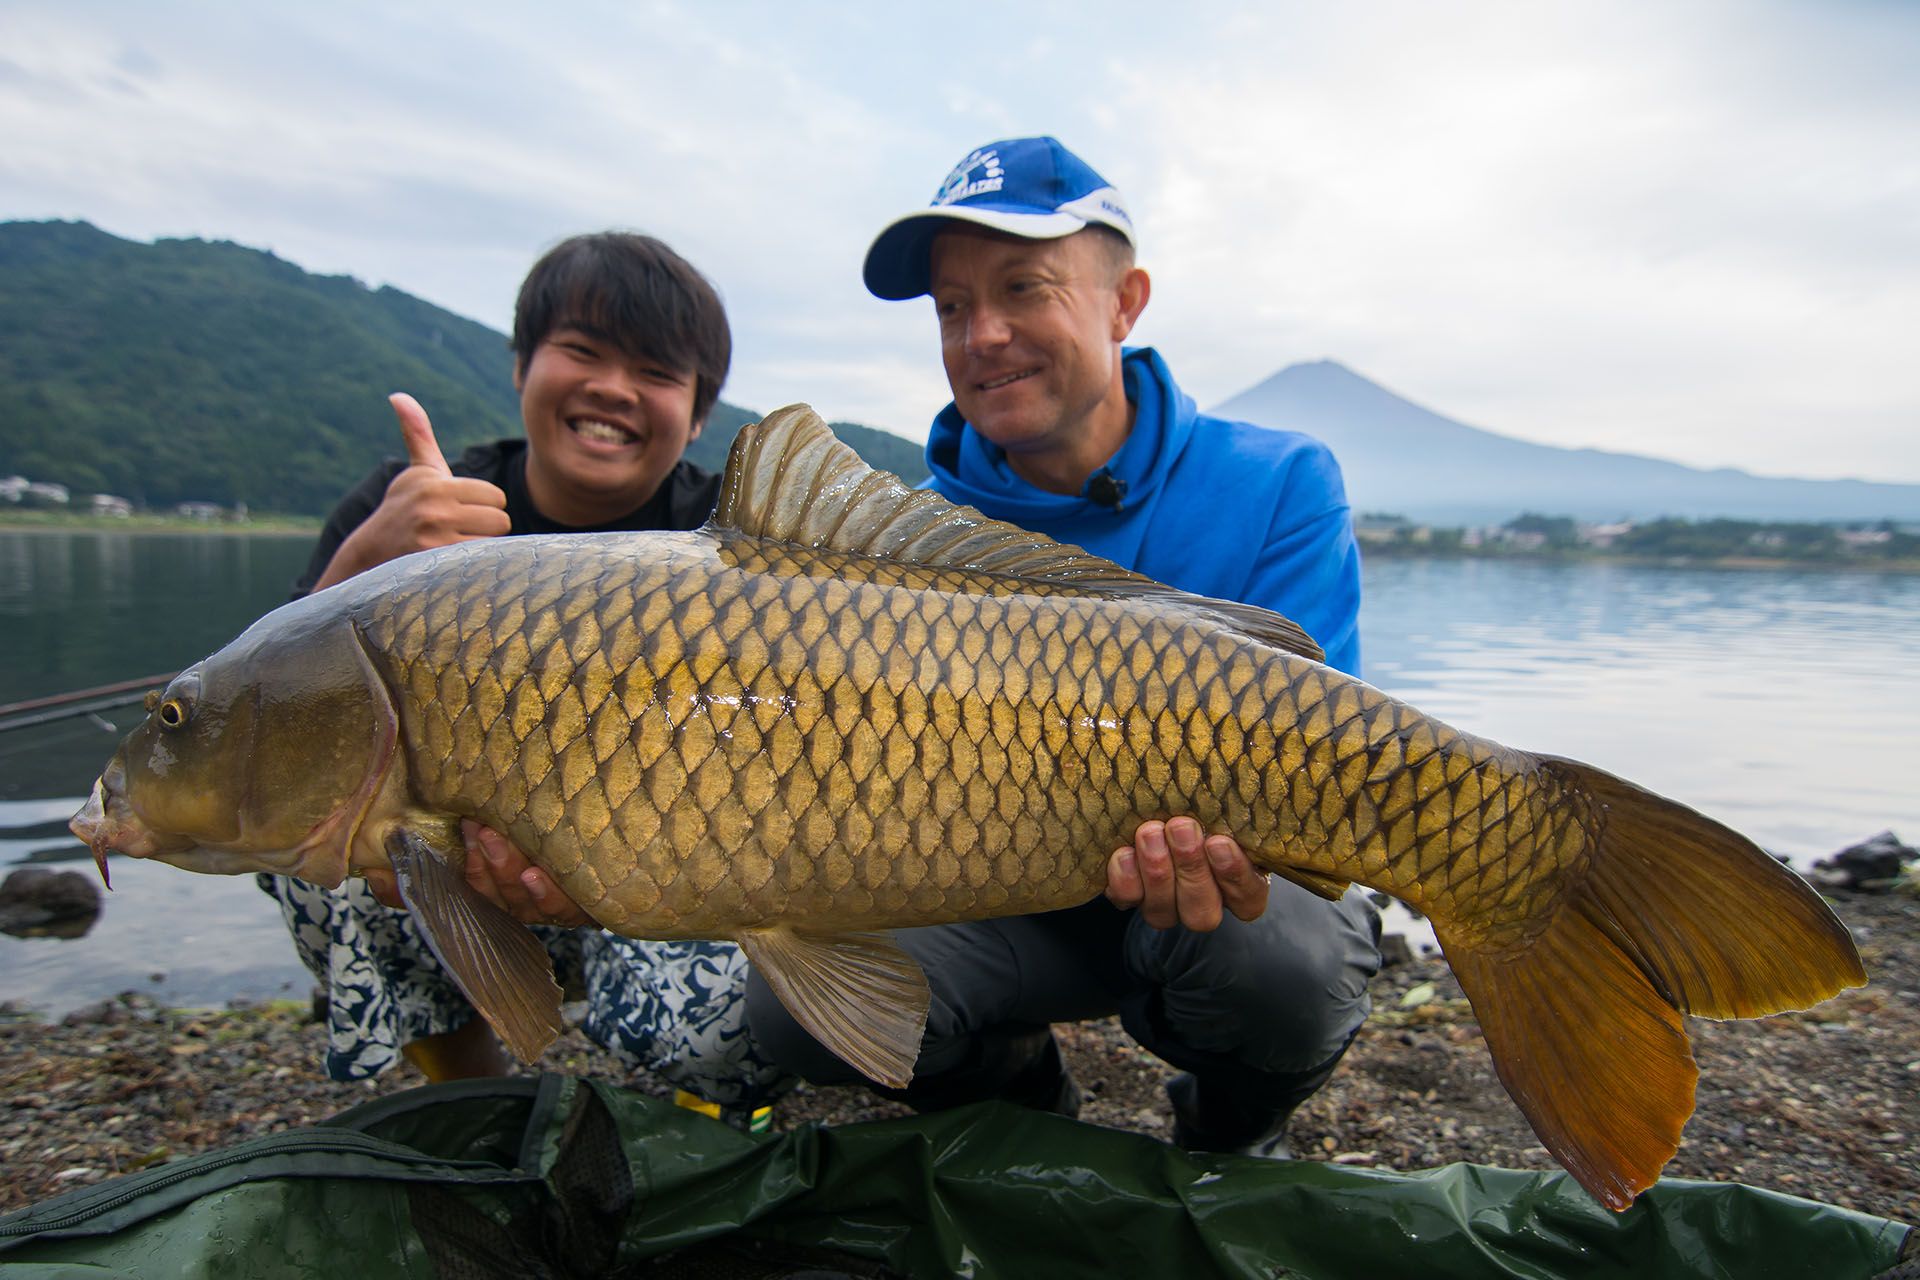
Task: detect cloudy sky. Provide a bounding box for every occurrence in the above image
[5,0,1916,481]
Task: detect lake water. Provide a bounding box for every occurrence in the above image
[3,530,1917,1016]
[0,530,319,1014]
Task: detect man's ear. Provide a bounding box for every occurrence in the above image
[512,357,526,393]
[687,413,706,442]
[1112,267,1151,341]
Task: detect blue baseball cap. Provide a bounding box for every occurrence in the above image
[863,136,1137,301]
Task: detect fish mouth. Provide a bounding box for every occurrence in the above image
[67,774,358,885]
[70,775,166,888]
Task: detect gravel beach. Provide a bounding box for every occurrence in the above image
[4,888,1914,1229]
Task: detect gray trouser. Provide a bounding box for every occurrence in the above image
[744,877,1381,1101]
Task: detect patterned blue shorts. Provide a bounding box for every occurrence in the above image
[257,874,793,1108]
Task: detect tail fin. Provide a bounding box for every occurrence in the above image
[1435,756,1866,1212]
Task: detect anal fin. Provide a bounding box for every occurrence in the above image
[736,927,930,1088]
[387,829,566,1066]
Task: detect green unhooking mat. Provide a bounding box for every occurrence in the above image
[0,1075,1911,1278]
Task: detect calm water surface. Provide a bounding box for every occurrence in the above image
[3,530,1916,1015]
[0,530,317,1012]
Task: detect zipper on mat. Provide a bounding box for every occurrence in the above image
[0,1127,528,1238]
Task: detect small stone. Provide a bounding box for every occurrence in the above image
[62,1001,124,1028]
[1811,831,1916,892]
[0,869,102,937]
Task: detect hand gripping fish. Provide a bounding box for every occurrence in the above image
[71,406,1865,1210]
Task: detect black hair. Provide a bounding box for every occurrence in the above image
[511,232,732,426]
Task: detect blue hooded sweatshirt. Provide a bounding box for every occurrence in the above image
[922,347,1362,676]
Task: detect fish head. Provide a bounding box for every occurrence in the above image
[70,607,398,889]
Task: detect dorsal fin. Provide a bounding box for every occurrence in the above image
[711,404,1327,664]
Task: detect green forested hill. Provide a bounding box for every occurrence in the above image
[0,220,925,514]
[681,404,927,484]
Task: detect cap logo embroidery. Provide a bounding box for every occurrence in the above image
[934,148,1005,205]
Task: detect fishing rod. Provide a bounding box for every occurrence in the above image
[0,673,178,736]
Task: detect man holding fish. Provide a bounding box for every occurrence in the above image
[75,138,1866,1207]
[266,141,1377,1156]
[260,232,793,1103]
[734,137,1381,1153]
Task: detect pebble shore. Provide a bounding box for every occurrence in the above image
[4,890,1914,1228]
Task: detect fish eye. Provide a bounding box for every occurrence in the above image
[152,669,203,730]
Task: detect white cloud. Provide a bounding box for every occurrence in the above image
[1,0,1914,478]
[1118,2,1920,479]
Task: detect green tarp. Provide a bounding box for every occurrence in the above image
[1,1075,1910,1278]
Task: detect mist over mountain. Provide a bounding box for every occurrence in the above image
[0,220,921,514]
[1214,361,1920,525]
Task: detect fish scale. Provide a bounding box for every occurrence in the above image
[73,403,1865,1212]
[357,528,1568,949]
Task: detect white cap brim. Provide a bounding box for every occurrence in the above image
[863,199,1133,301]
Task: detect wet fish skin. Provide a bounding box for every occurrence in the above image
[70,405,1867,1213]
[363,530,1561,945]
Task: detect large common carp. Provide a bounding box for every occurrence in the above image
[71,406,1864,1211]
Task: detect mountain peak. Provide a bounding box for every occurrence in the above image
[1225,359,1440,417]
[1210,358,1920,524]
[1280,357,1357,377]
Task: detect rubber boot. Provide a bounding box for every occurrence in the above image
[875,1023,1082,1119]
[1166,1045,1349,1159]
[401,1016,511,1082]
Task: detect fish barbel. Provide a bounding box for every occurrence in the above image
[70,406,1865,1211]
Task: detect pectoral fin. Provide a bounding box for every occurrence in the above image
[386,828,566,1066]
[737,927,931,1088]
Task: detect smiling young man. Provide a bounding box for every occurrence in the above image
[264,233,788,1110]
[299,233,726,595]
[742,138,1382,1159]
